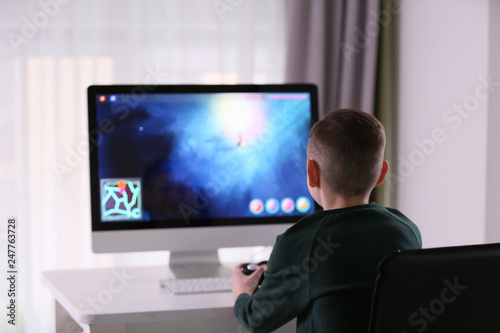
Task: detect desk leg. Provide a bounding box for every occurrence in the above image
[54,301,126,333]
[55,300,83,333]
[83,324,127,333]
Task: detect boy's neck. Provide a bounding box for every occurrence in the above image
[320,194,370,211]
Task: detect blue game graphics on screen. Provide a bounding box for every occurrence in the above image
[93,89,315,227]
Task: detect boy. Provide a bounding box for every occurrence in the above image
[232,109,422,332]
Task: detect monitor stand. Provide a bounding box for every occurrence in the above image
[167,249,234,279]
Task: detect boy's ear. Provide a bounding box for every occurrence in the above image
[374,160,389,187]
[307,159,320,188]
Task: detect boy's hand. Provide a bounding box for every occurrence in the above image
[232,263,267,299]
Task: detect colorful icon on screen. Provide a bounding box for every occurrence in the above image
[265,198,280,214]
[101,178,142,221]
[249,199,264,215]
[110,95,117,102]
[117,179,127,194]
[99,95,106,102]
[296,196,311,213]
[281,197,295,213]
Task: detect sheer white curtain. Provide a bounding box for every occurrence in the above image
[0,1,285,331]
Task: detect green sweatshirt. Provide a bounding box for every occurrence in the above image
[234,202,422,333]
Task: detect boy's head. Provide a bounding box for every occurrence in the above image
[307,108,387,199]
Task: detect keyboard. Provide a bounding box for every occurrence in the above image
[160,276,232,294]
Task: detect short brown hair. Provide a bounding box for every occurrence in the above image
[307,109,386,197]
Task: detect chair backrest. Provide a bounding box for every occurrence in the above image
[368,242,500,333]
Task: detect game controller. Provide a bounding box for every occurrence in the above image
[241,261,268,287]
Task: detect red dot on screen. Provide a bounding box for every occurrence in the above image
[249,199,264,214]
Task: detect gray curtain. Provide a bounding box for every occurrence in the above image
[285,0,381,117]
[373,0,399,206]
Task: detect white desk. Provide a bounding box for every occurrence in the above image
[42,266,295,333]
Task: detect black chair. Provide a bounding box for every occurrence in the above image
[368,243,500,333]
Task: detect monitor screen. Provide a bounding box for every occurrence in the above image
[88,84,319,254]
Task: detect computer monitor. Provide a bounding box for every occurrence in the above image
[87,84,319,275]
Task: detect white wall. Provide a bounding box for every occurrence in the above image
[396,0,493,248]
